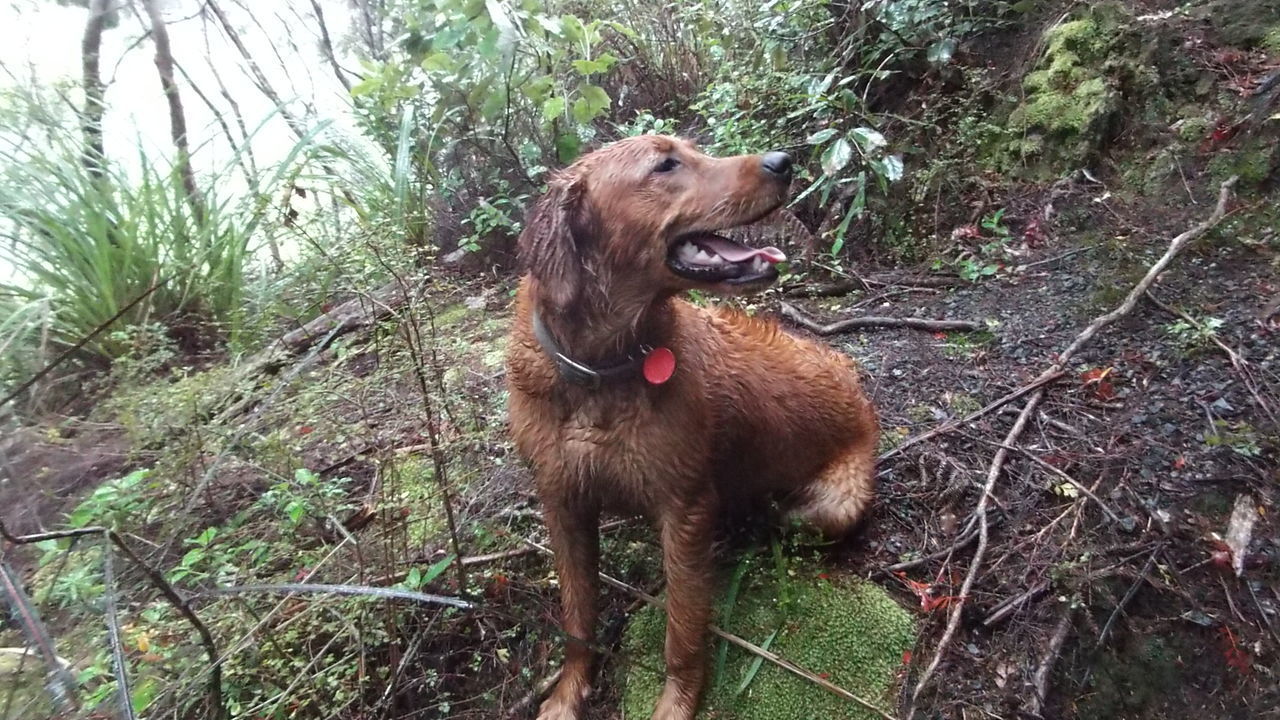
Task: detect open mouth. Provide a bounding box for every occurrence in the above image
[665,232,787,286]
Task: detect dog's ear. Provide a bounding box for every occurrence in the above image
[518,173,591,310]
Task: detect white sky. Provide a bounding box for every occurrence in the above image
[0,0,371,281]
[0,0,363,176]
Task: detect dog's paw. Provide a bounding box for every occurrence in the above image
[536,679,589,720]
[535,696,579,720]
[649,682,698,720]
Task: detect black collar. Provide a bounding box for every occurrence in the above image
[530,307,652,390]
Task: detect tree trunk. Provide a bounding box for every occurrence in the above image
[139,0,205,224]
[81,0,112,180]
[310,0,352,92]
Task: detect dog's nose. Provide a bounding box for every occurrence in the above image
[761,151,793,179]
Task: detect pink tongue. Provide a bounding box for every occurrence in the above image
[697,236,787,264]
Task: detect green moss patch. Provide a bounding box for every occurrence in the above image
[620,564,915,720]
[998,3,1139,177]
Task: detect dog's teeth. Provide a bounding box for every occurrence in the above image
[678,242,699,261]
[694,250,715,263]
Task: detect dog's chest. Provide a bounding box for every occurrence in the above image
[553,388,706,497]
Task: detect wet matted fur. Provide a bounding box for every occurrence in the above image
[505,136,879,720]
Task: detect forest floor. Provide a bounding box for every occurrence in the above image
[2,2,1279,719]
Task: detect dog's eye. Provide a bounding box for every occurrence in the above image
[653,157,680,173]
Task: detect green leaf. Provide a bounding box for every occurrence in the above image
[522,74,554,103]
[871,154,904,182]
[927,37,957,65]
[542,96,566,122]
[349,77,379,97]
[734,629,779,696]
[821,138,853,175]
[850,126,887,153]
[422,553,458,584]
[831,172,867,255]
[421,52,454,72]
[556,133,582,163]
[406,567,422,589]
[535,14,562,35]
[806,128,838,145]
[181,548,204,568]
[560,14,585,43]
[713,557,752,686]
[580,84,610,115]
[193,526,217,547]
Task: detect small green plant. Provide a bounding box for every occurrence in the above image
[65,468,153,530]
[258,468,355,530]
[981,207,1011,238]
[1163,315,1224,353]
[1203,420,1263,458]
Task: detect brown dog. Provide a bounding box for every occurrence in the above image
[505,135,879,720]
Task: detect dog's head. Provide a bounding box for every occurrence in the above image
[518,135,792,311]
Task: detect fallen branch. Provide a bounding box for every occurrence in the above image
[1010,445,1124,524]
[0,560,77,712]
[881,521,983,574]
[198,582,472,609]
[779,302,984,334]
[520,539,898,720]
[905,176,1238,717]
[1097,545,1163,647]
[982,580,1050,628]
[1026,606,1074,718]
[880,371,1065,463]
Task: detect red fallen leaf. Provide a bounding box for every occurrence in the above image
[298,425,314,435]
[293,567,310,581]
[818,672,831,680]
[895,572,955,612]
[817,572,830,580]
[1080,367,1117,401]
[1207,538,1234,571]
[933,331,947,340]
[1023,216,1046,246]
[1041,453,1070,468]
[321,302,333,312]
[951,224,983,240]
[1173,455,1187,470]
[1220,626,1252,675]
[902,650,913,665]
[920,594,959,612]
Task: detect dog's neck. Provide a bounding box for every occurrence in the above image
[534,282,674,367]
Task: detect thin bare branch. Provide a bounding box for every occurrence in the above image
[780,302,984,334]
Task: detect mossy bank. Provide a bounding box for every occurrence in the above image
[620,563,915,720]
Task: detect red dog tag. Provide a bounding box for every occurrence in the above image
[643,347,676,385]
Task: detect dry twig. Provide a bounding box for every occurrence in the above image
[780,302,984,334]
[1027,606,1074,718]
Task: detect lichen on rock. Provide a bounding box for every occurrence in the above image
[619,560,915,720]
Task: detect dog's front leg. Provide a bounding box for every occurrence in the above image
[537,495,600,720]
[652,495,716,720]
